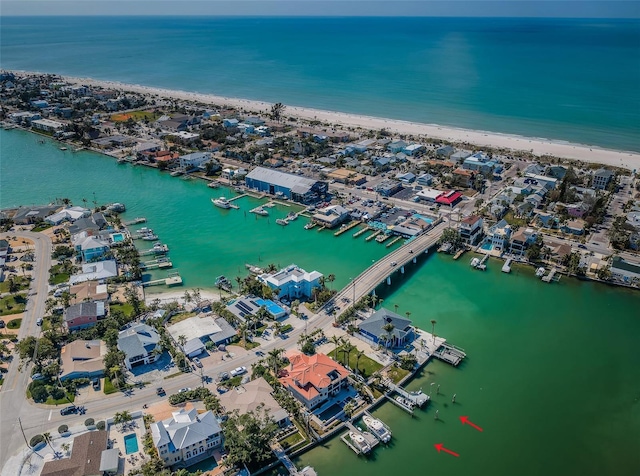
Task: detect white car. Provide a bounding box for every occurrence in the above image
[230,366,247,377]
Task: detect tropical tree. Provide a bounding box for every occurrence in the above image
[61,442,70,456]
[270,102,285,123]
[330,335,343,359]
[382,321,395,349]
[327,273,335,291]
[343,402,356,419]
[393,303,399,314]
[109,365,123,388]
[177,335,187,348]
[430,319,437,343]
[124,285,143,316]
[237,323,249,345]
[354,349,365,376]
[341,341,355,368]
[222,407,278,468]
[42,432,55,453]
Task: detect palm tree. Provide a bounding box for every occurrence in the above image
[61,442,70,456]
[354,349,365,377]
[430,319,437,343]
[182,290,192,305]
[405,311,412,320]
[394,303,399,314]
[330,335,343,359]
[273,321,283,338]
[341,341,355,368]
[42,432,55,453]
[382,321,395,349]
[237,323,248,345]
[270,102,285,122]
[267,348,284,375]
[177,335,187,348]
[327,273,335,291]
[109,365,123,388]
[265,263,278,273]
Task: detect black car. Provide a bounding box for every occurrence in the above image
[60,405,77,416]
[156,387,165,396]
[578,244,587,249]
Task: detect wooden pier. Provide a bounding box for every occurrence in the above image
[340,423,378,455]
[386,236,402,248]
[386,382,430,407]
[140,258,172,270]
[353,226,370,238]
[433,343,467,366]
[502,257,513,273]
[376,233,392,244]
[334,221,360,236]
[124,217,146,225]
[453,248,466,260]
[142,272,182,287]
[542,267,560,283]
[384,394,415,415]
[365,230,381,242]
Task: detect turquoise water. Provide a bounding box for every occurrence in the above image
[2,129,640,474]
[123,433,139,455]
[111,233,125,243]
[480,242,494,251]
[255,298,285,316]
[2,17,639,151]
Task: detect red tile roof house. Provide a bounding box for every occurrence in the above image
[278,351,350,410]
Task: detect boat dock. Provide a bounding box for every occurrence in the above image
[502,257,513,273]
[386,382,430,407]
[376,233,392,243]
[340,423,378,455]
[362,411,392,443]
[384,393,415,415]
[433,343,467,366]
[386,236,402,248]
[124,217,146,225]
[353,226,370,238]
[542,267,560,283]
[365,230,382,242]
[334,220,360,236]
[142,272,182,287]
[271,443,316,475]
[453,248,466,260]
[140,258,172,270]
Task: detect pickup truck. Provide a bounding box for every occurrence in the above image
[230,366,247,377]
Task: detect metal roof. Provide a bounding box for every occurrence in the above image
[246,166,318,192]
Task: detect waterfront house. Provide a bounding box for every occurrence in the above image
[40,431,109,476]
[179,152,211,171]
[69,260,118,285]
[10,111,41,124]
[402,143,425,156]
[546,165,568,179]
[258,264,322,301]
[245,167,328,204]
[610,257,640,285]
[452,168,474,187]
[459,215,484,246]
[436,145,455,159]
[358,308,414,348]
[218,377,290,428]
[117,323,161,370]
[46,206,91,225]
[462,152,503,175]
[72,232,111,262]
[387,140,407,153]
[151,408,223,468]
[487,219,512,252]
[32,118,65,133]
[12,205,59,225]
[279,351,350,410]
[312,205,350,229]
[509,228,538,256]
[167,315,236,357]
[592,168,615,190]
[59,339,106,381]
[70,281,109,305]
[223,118,239,129]
[226,296,287,323]
[64,301,105,331]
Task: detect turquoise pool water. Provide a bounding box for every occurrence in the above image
[255,298,285,316]
[111,233,125,243]
[480,242,494,251]
[124,433,139,454]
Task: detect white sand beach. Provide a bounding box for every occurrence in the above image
[41,72,640,171]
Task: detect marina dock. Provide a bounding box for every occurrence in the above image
[142,272,182,287]
[271,443,316,475]
[453,248,466,260]
[433,343,467,366]
[138,244,169,256]
[375,233,392,243]
[353,226,370,238]
[502,257,513,273]
[124,217,146,225]
[386,382,430,407]
[542,267,560,283]
[340,422,379,455]
[334,220,360,236]
[365,230,381,241]
[384,393,415,415]
[140,258,172,270]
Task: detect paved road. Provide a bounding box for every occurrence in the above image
[0,231,51,466]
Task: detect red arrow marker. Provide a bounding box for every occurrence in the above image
[459,415,483,432]
[434,443,460,457]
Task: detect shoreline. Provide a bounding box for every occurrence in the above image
[11,70,640,171]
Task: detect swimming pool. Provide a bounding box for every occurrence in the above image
[124,433,139,455]
[480,242,494,251]
[414,214,434,224]
[110,233,125,243]
[255,298,286,317]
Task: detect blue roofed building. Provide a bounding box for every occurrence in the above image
[358,308,414,348]
[462,152,503,175]
[117,323,161,370]
[245,167,328,204]
[258,264,322,301]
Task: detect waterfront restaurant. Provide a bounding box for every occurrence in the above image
[245,166,328,204]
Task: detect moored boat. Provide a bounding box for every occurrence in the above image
[252,207,269,216]
[276,218,288,226]
[212,197,231,209]
[207,181,219,188]
[348,431,371,454]
[362,415,391,443]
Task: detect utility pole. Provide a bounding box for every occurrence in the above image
[18,417,30,449]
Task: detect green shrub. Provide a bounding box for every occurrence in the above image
[30,384,48,402]
[84,418,95,427]
[29,434,44,448]
[58,424,68,434]
[96,421,106,430]
[50,387,66,400]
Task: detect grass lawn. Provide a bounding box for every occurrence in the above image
[503,210,528,228]
[167,311,197,325]
[328,346,383,378]
[280,431,304,450]
[103,377,118,395]
[0,276,30,293]
[45,393,75,405]
[49,273,70,285]
[111,111,161,122]
[6,318,21,330]
[218,375,243,389]
[0,294,27,316]
[109,302,135,318]
[386,366,411,384]
[32,223,53,232]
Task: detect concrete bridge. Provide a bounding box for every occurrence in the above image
[328,220,447,317]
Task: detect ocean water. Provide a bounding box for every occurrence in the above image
[2,129,640,475]
[1,16,639,151]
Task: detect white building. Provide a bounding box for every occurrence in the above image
[32,118,65,133]
[486,219,512,252]
[151,408,223,467]
[117,323,161,370]
[179,152,211,170]
[258,264,322,301]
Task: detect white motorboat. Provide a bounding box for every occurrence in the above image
[470,257,480,268]
[252,207,269,216]
[362,415,391,443]
[207,181,219,188]
[536,267,546,277]
[348,431,371,454]
[276,218,288,226]
[212,197,231,209]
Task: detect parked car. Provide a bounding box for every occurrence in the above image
[60,405,77,416]
[230,366,247,377]
[36,318,43,326]
[578,244,587,249]
[178,387,191,393]
[218,372,230,382]
[156,387,165,396]
[92,378,100,390]
[31,373,45,381]
[193,357,203,368]
[0,320,5,328]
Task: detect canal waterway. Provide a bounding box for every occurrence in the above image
[2,129,640,475]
